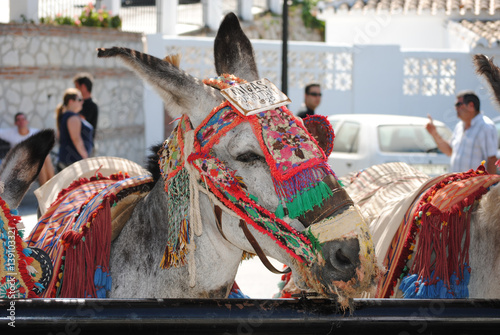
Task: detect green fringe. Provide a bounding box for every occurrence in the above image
[305,227,323,256]
[338,179,344,187]
[275,202,285,219]
[286,181,333,219]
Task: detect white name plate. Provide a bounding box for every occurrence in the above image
[221,78,291,116]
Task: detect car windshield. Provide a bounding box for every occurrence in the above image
[378,125,452,153]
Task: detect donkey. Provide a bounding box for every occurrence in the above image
[91,13,381,305]
[339,161,500,299]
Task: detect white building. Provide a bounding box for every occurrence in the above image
[308,0,500,128]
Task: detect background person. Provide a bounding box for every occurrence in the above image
[426,90,498,174]
[0,112,55,185]
[56,88,94,171]
[296,83,322,118]
[73,72,98,141]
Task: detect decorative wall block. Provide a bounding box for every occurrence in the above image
[403,57,456,96]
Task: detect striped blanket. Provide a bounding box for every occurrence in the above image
[343,162,500,298]
[26,172,153,298]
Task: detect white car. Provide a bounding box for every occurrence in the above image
[327,114,452,178]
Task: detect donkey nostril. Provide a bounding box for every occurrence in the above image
[328,238,361,271]
[335,248,353,266]
[314,238,362,282]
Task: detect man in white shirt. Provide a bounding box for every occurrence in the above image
[426,91,498,174]
[0,112,38,145]
[0,112,55,185]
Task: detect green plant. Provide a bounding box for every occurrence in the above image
[40,2,121,29]
[291,0,325,34]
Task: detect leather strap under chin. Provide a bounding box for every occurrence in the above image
[213,205,290,275]
[238,219,291,275]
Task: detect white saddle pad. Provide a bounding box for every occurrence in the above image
[35,156,149,215]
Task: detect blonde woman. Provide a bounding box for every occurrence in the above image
[56,88,94,171]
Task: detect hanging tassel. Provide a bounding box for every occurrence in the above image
[275,202,285,219]
[285,181,333,218]
[416,282,428,298]
[400,274,418,298]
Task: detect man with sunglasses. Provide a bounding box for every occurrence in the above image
[426,90,498,174]
[297,83,322,118]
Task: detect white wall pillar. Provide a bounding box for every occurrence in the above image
[269,0,282,15]
[238,0,253,21]
[8,0,38,23]
[157,0,177,35]
[100,0,121,16]
[203,0,223,31]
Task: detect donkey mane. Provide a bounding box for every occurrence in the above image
[145,143,163,183]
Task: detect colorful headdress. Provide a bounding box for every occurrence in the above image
[159,75,344,271]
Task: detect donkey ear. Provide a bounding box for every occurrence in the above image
[302,115,335,157]
[214,12,259,81]
[97,47,223,127]
[0,129,55,209]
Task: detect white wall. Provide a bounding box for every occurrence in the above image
[140,34,500,145]
[324,13,450,50]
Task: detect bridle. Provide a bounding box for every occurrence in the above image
[213,204,290,274]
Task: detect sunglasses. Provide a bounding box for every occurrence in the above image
[308,93,322,97]
[455,102,464,107]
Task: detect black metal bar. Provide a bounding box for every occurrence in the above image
[281,0,288,95]
[1,298,500,334]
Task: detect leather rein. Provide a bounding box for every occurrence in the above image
[213,205,290,275]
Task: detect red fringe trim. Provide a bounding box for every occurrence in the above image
[382,164,493,298]
[58,198,112,298]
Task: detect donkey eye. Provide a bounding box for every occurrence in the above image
[236,152,264,163]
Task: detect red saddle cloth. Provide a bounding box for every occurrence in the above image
[378,165,500,298]
[26,173,152,298]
